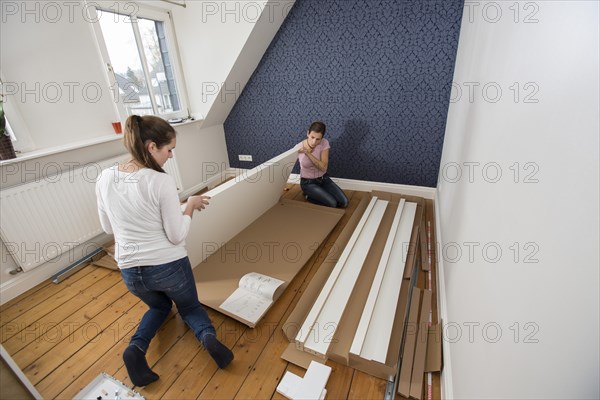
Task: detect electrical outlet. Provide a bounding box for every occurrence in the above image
[238,155,253,162]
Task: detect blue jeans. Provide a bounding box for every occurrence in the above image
[300,174,349,208]
[120,256,215,353]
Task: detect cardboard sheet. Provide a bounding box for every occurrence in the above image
[193,199,344,327]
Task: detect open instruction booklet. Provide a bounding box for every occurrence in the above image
[219,272,286,327]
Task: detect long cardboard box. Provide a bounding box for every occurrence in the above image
[283,191,425,380]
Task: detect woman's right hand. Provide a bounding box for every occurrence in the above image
[184,195,211,217]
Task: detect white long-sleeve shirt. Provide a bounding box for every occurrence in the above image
[95,165,191,269]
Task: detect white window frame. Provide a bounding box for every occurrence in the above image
[86,1,190,121]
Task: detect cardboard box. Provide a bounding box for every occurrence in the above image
[282,191,425,380]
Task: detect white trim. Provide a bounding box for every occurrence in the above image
[0,135,123,166]
[0,344,43,399]
[287,173,436,199]
[434,189,453,400]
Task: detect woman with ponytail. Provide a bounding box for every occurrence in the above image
[96,115,233,387]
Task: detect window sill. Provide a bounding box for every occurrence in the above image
[0,119,204,167]
[0,135,123,166]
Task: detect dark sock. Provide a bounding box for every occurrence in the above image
[123,345,159,387]
[203,334,234,368]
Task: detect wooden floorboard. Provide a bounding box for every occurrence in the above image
[0,186,441,399]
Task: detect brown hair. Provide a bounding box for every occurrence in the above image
[308,121,326,136]
[123,115,175,173]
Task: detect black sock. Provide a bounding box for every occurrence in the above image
[123,345,159,387]
[203,334,234,368]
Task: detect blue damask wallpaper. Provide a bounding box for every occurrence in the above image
[223,0,464,187]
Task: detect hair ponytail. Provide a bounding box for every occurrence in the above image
[123,115,176,173]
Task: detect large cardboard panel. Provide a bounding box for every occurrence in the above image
[193,199,344,327]
[186,148,298,267]
[410,289,432,399]
[425,323,443,373]
[398,289,423,397]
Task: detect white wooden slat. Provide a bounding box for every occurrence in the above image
[350,199,406,356]
[294,196,380,345]
[303,199,389,357]
[360,201,417,362]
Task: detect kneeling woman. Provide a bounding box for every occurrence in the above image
[296,121,348,208]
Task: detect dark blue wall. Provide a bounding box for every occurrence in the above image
[224,0,464,187]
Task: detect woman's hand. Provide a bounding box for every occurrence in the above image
[184,195,211,217]
[298,143,310,154]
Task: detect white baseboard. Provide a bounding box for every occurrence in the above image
[434,189,453,400]
[287,173,436,199]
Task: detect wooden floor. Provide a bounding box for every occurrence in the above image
[0,186,441,399]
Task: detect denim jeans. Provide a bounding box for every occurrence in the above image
[120,256,215,353]
[300,174,349,208]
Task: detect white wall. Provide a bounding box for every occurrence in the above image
[437,1,599,398]
[0,0,118,149]
[171,0,294,122]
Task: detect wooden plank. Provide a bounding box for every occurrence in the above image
[410,290,432,399]
[114,317,204,393]
[303,199,388,357]
[3,271,122,356]
[0,265,96,329]
[0,278,52,313]
[186,148,298,267]
[7,276,127,366]
[1,267,113,343]
[20,291,139,385]
[34,300,147,399]
[348,369,387,400]
[160,317,245,400]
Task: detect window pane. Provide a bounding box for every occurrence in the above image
[138,18,181,113]
[98,10,181,116]
[98,10,152,116]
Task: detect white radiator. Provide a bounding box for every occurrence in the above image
[1,155,184,272]
[0,156,125,271]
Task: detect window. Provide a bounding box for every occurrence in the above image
[90,4,188,119]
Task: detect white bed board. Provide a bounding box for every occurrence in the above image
[184,147,298,267]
